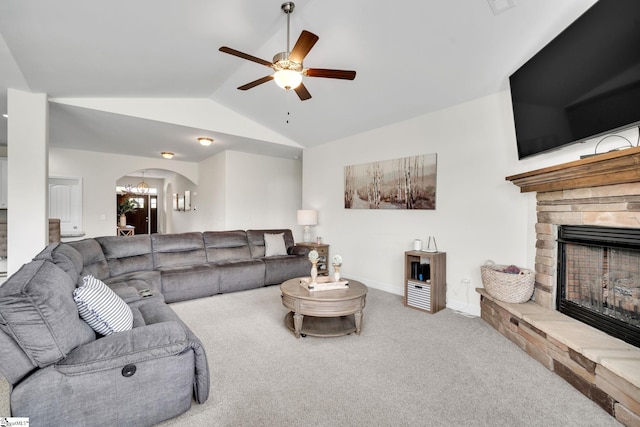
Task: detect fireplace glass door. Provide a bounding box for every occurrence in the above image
[559,225,640,347]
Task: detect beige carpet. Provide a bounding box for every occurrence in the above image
[158,285,620,427]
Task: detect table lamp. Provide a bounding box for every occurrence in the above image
[297,209,317,243]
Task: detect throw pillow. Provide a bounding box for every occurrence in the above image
[74,275,133,335]
[264,233,287,257]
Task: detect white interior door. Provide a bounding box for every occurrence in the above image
[49,177,83,236]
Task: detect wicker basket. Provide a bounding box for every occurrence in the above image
[480,263,535,303]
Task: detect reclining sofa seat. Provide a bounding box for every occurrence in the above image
[0,228,309,425]
[203,230,265,293]
[63,229,309,304]
[52,235,162,305]
[150,232,220,303]
[246,229,311,285]
[0,248,209,426]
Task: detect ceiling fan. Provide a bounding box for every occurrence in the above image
[219,1,356,101]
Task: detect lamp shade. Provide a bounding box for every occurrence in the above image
[297,209,317,226]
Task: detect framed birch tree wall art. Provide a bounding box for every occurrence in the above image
[344,153,437,210]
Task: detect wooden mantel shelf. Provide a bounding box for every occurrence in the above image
[506,146,640,193]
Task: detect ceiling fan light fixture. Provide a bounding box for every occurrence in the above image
[218,1,355,101]
[161,151,174,159]
[274,69,303,90]
[198,137,214,146]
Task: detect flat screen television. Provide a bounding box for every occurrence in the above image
[509,0,640,159]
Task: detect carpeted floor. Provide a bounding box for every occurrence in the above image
[158,285,621,427]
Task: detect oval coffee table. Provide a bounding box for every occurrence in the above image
[280,278,368,338]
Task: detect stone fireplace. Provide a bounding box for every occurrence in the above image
[507,147,640,322]
[476,147,640,427]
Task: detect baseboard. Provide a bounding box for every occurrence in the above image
[345,274,480,316]
[446,299,481,317]
[346,274,403,296]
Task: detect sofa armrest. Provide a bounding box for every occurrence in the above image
[55,321,187,375]
[55,320,209,403]
[289,245,310,256]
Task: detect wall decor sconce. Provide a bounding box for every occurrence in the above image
[173,191,192,211]
[184,190,191,211]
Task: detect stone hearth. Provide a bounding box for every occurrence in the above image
[478,289,640,426]
[478,147,640,427]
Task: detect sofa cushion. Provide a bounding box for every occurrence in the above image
[289,245,310,256]
[0,260,96,367]
[203,230,252,262]
[157,264,219,303]
[264,232,287,257]
[262,255,311,286]
[74,275,134,336]
[217,259,265,293]
[0,327,37,385]
[151,232,207,268]
[33,242,84,284]
[103,270,163,303]
[66,239,110,282]
[246,229,295,259]
[96,235,154,277]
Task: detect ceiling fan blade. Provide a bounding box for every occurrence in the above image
[305,68,356,80]
[294,83,312,101]
[238,75,274,90]
[219,46,273,68]
[289,30,319,64]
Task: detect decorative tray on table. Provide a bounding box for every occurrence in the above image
[299,276,349,291]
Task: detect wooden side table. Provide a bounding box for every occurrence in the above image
[117,226,135,236]
[296,242,329,275]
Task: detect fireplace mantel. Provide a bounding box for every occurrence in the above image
[506,146,640,193]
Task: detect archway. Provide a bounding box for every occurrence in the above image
[116,169,196,235]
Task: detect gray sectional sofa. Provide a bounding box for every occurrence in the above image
[0,229,310,426]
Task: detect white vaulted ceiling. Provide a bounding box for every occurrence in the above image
[0,0,598,161]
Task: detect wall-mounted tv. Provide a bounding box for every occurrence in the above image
[509,0,640,159]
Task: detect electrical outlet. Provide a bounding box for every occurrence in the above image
[100,214,106,221]
[462,278,471,287]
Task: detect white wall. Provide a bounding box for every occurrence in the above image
[165,172,198,234]
[302,90,630,316]
[49,148,198,238]
[224,151,302,233]
[7,90,48,274]
[47,148,302,241]
[193,152,227,231]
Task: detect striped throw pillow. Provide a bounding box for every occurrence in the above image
[74,275,133,335]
